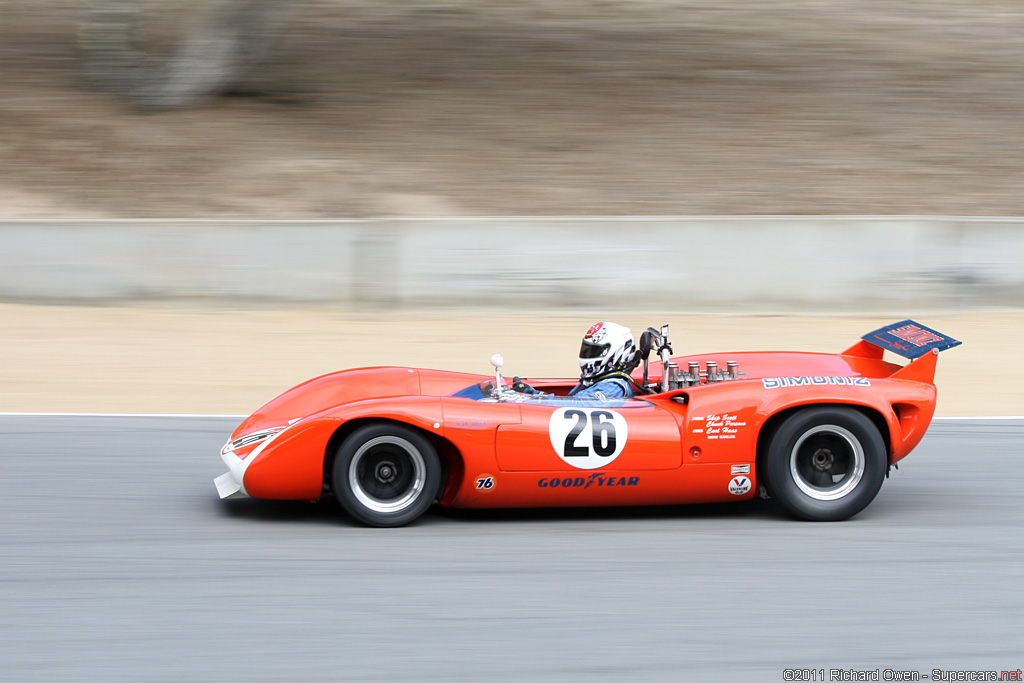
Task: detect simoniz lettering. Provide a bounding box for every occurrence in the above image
[762,376,870,389]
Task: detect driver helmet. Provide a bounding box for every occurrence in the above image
[578,322,641,380]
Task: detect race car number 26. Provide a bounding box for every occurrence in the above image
[548,408,628,469]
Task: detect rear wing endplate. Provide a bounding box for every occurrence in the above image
[854,319,962,359]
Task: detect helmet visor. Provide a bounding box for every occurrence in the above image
[579,341,609,360]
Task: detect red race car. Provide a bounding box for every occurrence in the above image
[215,320,959,526]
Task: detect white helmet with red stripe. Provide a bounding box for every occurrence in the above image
[578,322,640,380]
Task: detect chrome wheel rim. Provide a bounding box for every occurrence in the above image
[789,424,865,501]
[349,436,426,514]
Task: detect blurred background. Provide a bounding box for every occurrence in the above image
[2,5,1024,682]
[1,0,1022,413]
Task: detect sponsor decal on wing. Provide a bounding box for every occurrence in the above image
[860,319,962,359]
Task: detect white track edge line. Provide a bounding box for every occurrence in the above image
[932,416,1024,420]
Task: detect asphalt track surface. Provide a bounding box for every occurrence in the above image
[2,416,1022,682]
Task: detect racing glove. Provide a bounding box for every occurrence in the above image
[512,377,538,394]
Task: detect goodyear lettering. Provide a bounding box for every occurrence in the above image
[538,473,640,489]
[762,376,870,389]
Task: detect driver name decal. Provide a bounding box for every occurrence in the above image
[691,413,748,441]
[548,407,628,469]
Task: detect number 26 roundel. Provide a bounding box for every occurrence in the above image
[548,408,628,469]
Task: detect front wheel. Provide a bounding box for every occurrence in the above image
[332,423,441,527]
[764,407,886,521]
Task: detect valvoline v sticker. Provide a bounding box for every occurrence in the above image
[728,476,751,495]
[861,320,962,359]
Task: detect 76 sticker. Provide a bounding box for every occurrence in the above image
[548,408,628,470]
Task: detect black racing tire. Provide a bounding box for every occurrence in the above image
[332,423,441,527]
[765,406,886,521]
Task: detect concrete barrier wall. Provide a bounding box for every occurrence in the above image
[1,217,1021,309]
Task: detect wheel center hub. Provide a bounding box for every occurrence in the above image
[812,448,835,470]
[375,461,397,483]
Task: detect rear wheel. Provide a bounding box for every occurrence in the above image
[765,407,886,521]
[332,423,441,527]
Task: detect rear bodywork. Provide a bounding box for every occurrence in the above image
[216,320,958,511]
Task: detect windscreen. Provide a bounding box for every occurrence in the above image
[451,380,494,400]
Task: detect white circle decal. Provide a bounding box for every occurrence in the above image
[548,408,628,470]
[728,476,752,495]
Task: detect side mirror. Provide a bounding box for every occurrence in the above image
[639,331,653,390]
[639,331,653,360]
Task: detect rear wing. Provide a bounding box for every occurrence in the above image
[858,320,961,359]
[842,320,961,383]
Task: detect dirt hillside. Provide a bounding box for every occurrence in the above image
[2,1,1022,218]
